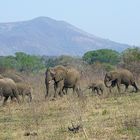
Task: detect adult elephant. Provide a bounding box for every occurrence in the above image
[45,65,66,98]
[1,72,24,83]
[104,69,139,93]
[45,65,81,98]
[0,77,20,105]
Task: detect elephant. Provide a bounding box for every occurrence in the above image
[1,72,24,83]
[0,77,20,105]
[16,83,32,102]
[104,69,139,93]
[45,65,67,98]
[45,65,81,98]
[88,80,104,95]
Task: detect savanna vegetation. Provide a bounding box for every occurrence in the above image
[0,47,140,140]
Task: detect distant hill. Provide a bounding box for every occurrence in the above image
[0,17,130,56]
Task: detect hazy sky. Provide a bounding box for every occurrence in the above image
[0,0,140,45]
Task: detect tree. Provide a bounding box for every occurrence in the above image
[121,47,140,74]
[83,49,120,65]
[122,47,140,63]
[15,52,45,72]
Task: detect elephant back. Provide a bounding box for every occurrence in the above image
[65,67,80,86]
[1,72,24,83]
[53,65,66,72]
[118,69,135,82]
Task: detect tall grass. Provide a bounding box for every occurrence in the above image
[0,69,140,140]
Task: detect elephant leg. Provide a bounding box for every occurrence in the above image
[109,81,116,93]
[132,82,139,92]
[93,88,97,95]
[62,87,68,95]
[45,92,48,99]
[45,91,48,99]
[76,86,83,97]
[124,84,129,92]
[10,96,16,103]
[74,86,79,97]
[96,89,100,96]
[72,86,76,95]
[100,88,103,95]
[0,92,3,101]
[22,93,25,102]
[58,81,64,97]
[62,87,65,95]
[65,88,68,94]
[58,87,63,97]
[13,89,20,104]
[28,93,32,102]
[109,87,112,93]
[116,81,121,93]
[45,84,49,99]
[91,88,95,94]
[54,83,58,98]
[3,96,9,106]
[0,95,3,101]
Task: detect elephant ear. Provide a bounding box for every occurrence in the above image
[49,68,56,76]
[54,70,64,82]
[111,71,119,80]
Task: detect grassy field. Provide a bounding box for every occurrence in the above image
[0,74,140,140]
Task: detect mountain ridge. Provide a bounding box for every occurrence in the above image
[0,16,130,56]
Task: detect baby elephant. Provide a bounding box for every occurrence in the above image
[88,80,104,95]
[16,83,32,102]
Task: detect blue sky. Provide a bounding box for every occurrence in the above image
[0,0,140,45]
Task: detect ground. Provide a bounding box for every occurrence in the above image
[0,74,140,140]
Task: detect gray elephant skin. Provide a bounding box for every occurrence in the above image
[104,69,139,93]
[0,77,20,105]
[45,65,81,98]
[88,80,104,95]
[16,83,32,102]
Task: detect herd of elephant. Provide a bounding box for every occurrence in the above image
[0,65,139,106]
[45,65,139,98]
[0,75,32,105]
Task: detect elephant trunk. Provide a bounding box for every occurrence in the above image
[104,75,112,88]
[29,93,32,102]
[45,83,49,98]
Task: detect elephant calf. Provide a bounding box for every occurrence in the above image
[0,77,20,105]
[88,80,104,95]
[16,83,32,102]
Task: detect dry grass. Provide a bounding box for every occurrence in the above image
[0,73,140,140]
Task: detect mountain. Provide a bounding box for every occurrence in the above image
[0,16,130,56]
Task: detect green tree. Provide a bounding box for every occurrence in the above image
[122,47,140,63]
[121,47,140,74]
[0,56,17,69]
[83,49,120,65]
[15,52,45,72]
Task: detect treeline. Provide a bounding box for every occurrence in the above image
[0,47,140,73]
[0,52,45,72]
[83,47,140,72]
